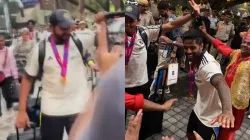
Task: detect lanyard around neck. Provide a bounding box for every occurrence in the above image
[125,32,136,66]
[50,35,70,85]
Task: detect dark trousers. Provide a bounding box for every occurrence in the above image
[41,113,78,140]
[125,83,150,97]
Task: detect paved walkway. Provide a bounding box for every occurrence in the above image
[144,96,250,140]
[127,71,250,140]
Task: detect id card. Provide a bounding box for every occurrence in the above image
[167,63,178,85]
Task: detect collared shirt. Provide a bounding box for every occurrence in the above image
[215,22,235,41]
[139,11,155,26]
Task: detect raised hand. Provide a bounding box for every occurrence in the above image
[199,26,207,34]
[188,0,200,16]
[94,12,123,76]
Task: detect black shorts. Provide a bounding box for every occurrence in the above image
[187,110,220,140]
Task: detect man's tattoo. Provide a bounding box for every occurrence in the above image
[211,74,232,113]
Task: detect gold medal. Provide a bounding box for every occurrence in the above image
[189,93,194,100]
[61,77,66,85]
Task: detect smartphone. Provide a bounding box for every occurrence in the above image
[105,12,125,51]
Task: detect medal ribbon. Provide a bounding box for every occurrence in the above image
[189,62,197,99]
[125,32,136,66]
[50,35,69,85]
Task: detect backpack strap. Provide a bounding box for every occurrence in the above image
[137,26,148,48]
[137,25,162,48]
[71,33,93,66]
[37,39,46,80]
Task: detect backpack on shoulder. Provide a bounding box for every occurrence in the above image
[28,33,96,127]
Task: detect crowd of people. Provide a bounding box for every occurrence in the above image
[125,0,250,140]
[0,0,250,140]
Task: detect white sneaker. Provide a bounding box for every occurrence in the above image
[157,89,162,94]
[165,87,170,94]
[248,115,250,119]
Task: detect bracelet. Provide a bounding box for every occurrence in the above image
[88,60,95,66]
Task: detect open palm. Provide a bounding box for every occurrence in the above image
[188,0,200,16]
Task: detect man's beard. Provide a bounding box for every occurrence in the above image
[54,33,70,44]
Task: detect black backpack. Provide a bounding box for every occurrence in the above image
[36,33,88,80]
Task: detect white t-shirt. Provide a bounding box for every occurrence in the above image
[125,25,161,88]
[25,38,91,116]
[39,31,51,41]
[208,16,218,30]
[193,51,222,128]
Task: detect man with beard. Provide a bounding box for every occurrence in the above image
[161,29,234,140]
[15,9,97,140]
